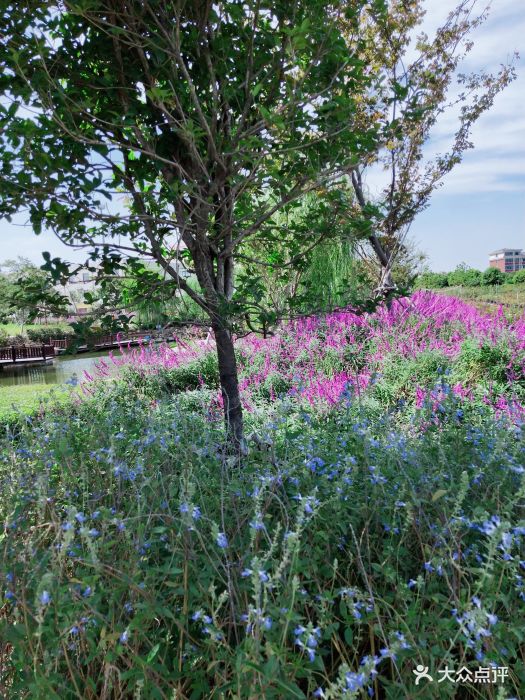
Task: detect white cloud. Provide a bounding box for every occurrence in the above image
[363,0,525,197]
[423,0,525,195]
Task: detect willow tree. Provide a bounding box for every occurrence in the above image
[0,0,382,446]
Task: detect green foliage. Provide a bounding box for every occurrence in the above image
[414,271,449,289]
[453,339,515,386]
[373,349,451,404]
[0,257,68,324]
[0,0,379,334]
[447,264,483,287]
[482,267,505,286]
[26,326,76,344]
[507,269,525,285]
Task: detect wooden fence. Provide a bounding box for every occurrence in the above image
[0,345,55,364]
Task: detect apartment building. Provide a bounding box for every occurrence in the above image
[488,249,525,273]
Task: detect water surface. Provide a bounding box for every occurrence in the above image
[0,349,120,388]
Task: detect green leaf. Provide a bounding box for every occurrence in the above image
[146,643,160,663]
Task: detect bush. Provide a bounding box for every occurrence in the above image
[451,338,525,393]
[120,352,220,400]
[26,326,76,344]
[373,349,451,405]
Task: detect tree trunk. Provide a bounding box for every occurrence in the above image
[212,322,244,449]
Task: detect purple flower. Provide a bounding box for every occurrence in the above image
[216,532,228,549]
[40,591,51,605]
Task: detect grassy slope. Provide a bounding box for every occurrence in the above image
[0,382,70,421]
[0,322,70,336]
[440,282,525,317]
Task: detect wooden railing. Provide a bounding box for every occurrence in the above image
[0,345,55,363]
[48,331,164,349]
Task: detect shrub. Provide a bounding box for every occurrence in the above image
[26,326,76,344]
[446,264,482,287]
[453,338,516,386]
[373,349,451,405]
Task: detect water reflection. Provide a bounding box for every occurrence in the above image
[0,349,121,387]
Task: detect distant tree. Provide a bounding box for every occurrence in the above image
[0,257,68,326]
[414,271,449,289]
[482,267,505,286]
[462,269,482,287]
[346,1,516,299]
[509,270,525,285]
[447,264,482,287]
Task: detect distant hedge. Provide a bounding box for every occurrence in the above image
[416,265,514,289]
[26,326,77,344]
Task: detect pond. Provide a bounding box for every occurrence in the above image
[0,349,121,388]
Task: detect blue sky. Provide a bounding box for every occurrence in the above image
[408,0,525,271]
[0,0,523,273]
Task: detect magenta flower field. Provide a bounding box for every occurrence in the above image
[95,291,525,423]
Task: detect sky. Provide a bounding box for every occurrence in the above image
[0,0,523,273]
[406,0,525,271]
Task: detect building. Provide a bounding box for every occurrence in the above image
[488,249,525,273]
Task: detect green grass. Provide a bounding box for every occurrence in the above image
[0,382,69,421]
[0,322,70,336]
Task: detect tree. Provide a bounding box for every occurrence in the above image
[346,1,515,299]
[357,236,427,292]
[509,270,525,285]
[0,257,68,326]
[237,189,365,329]
[447,262,481,287]
[414,271,449,289]
[0,0,382,447]
[482,267,504,286]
